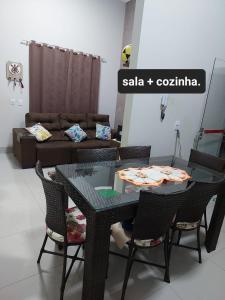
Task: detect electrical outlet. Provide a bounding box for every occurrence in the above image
[10,98,15,105]
[174,120,181,131]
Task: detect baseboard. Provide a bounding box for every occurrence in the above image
[0,147,13,153]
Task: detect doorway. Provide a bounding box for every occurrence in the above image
[195,58,225,157]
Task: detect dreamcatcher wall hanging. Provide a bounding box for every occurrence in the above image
[6,61,24,88]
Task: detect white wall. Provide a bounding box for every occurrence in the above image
[0,0,125,149]
[122,0,225,159]
[114,0,136,128]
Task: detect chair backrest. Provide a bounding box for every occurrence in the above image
[35,161,67,237]
[76,148,118,163]
[189,149,225,172]
[119,146,151,160]
[132,183,194,241]
[175,179,224,224]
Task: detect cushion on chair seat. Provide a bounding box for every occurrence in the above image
[175,221,200,230]
[47,207,86,244]
[48,171,56,180]
[111,222,163,249]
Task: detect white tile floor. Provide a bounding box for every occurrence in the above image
[1,153,225,300]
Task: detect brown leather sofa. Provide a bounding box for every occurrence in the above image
[13,113,119,168]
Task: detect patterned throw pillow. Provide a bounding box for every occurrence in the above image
[65,124,87,142]
[26,123,52,142]
[96,123,111,140]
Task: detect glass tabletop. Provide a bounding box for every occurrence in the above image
[56,156,224,211]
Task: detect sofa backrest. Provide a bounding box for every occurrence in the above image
[87,113,110,129]
[25,113,110,131]
[25,113,61,130]
[60,113,87,130]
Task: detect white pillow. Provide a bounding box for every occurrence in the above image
[26,123,52,142]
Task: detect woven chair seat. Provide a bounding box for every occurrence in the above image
[111,222,163,249]
[47,207,86,244]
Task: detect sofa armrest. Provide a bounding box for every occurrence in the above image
[14,128,36,143]
[13,128,37,168]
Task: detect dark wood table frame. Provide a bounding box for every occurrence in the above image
[56,157,225,300]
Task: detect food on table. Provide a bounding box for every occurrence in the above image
[117,165,191,187]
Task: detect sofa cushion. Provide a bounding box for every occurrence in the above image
[72,139,112,149]
[87,113,109,129]
[85,129,97,139]
[49,130,70,142]
[36,141,73,166]
[60,113,87,130]
[25,113,60,130]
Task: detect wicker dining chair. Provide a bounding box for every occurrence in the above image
[35,161,85,300]
[189,149,225,232]
[189,149,225,172]
[171,179,224,264]
[76,147,118,163]
[111,185,193,300]
[118,146,151,160]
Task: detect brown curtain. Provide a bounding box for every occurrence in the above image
[29,42,101,113]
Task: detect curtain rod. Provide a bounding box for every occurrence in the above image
[20,40,107,63]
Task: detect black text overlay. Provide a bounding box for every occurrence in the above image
[118,69,206,94]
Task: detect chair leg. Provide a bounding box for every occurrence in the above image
[60,245,68,300]
[65,245,82,283]
[169,229,175,258]
[37,234,48,264]
[105,249,109,279]
[164,233,170,283]
[176,230,182,245]
[203,210,208,233]
[196,227,202,264]
[121,245,135,300]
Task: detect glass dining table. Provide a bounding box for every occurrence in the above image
[56,155,225,300]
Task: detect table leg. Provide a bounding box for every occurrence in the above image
[82,212,111,300]
[205,192,225,252]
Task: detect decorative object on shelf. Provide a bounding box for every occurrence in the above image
[117,165,191,187]
[122,44,132,67]
[6,61,24,88]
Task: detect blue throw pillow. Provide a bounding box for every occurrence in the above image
[96,123,111,140]
[65,124,87,142]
